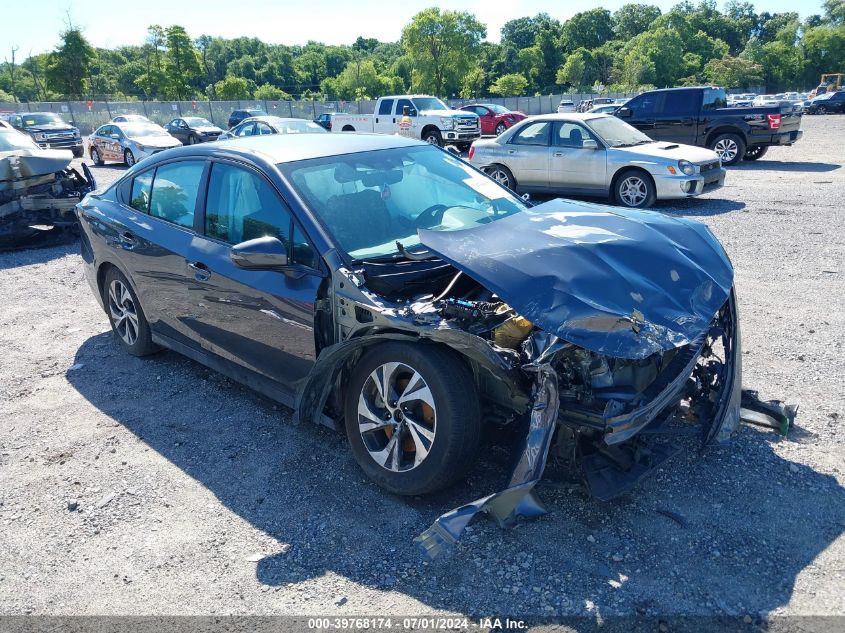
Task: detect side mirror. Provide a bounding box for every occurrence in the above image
[582,139,598,150]
[616,107,632,118]
[230,236,289,270]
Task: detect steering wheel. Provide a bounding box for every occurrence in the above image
[414,204,449,228]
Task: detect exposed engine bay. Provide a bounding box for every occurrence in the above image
[0,149,96,249]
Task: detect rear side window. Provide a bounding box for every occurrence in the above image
[511,121,550,146]
[148,161,204,229]
[130,171,153,213]
[378,99,394,115]
[703,88,727,110]
[664,91,698,115]
[204,163,291,245]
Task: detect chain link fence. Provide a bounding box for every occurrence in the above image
[0,93,640,134]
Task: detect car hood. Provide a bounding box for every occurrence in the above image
[25,124,76,133]
[195,126,223,133]
[418,199,734,360]
[129,134,182,147]
[0,149,73,183]
[612,142,721,164]
[421,109,477,119]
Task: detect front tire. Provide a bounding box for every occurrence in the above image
[495,122,507,135]
[187,134,197,145]
[710,133,746,166]
[422,128,443,147]
[72,147,84,158]
[124,149,136,167]
[613,169,657,208]
[90,147,104,166]
[103,268,158,357]
[484,164,516,190]
[744,145,768,161]
[344,343,481,496]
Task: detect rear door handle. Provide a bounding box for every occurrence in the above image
[507,149,515,154]
[553,152,564,157]
[187,260,211,282]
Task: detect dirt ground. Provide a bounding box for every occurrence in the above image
[0,116,843,627]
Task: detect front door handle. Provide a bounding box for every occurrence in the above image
[553,152,564,157]
[119,231,136,249]
[507,149,515,154]
[188,260,211,282]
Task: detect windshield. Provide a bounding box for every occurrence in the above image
[586,116,652,147]
[21,113,66,126]
[412,97,448,112]
[283,145,527,259]
[122,123,167,137]
[184,117,213,126]
[0,131,40,151]
[487,104,509,114]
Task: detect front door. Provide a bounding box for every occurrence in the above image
[505,120,551,188]
[549,121,607,193]
[183,161,323,386]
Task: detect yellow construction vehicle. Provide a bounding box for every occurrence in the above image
[810,73,844,98]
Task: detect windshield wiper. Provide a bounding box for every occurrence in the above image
[396,241,438,261]
[613,140,652,148]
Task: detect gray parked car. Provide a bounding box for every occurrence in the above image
[218,116,327,140]
[468,113,726,208]
[88,121,182,167]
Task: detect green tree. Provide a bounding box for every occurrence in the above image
[617,27,685,87]
[500,13,560,51]
[165,25,201,99]
[46,27,96,97]
[556,48,598,89]
[613,4,662,40]
[321,58,398,100]
[460,66,486,98]
[517,46,544,91]
[488,73,528,96]
[135,26,166,98]
[802,25,845,87]
[214,75,250,100]
[560,9,614,52]
[824,0,845,25]
[704,56,764,87]
[254,83,292,100]
[401,8,486,96]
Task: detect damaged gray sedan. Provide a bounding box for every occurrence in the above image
[77,134,741,552]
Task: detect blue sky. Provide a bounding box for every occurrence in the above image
[0,0,826,55]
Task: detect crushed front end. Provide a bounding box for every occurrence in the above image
[0,152,96,248]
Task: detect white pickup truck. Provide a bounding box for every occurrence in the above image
[331,95,481,149]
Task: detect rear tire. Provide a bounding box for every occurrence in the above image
[744,145,768,161]
[613,168,657,208]
[344,343,481,496]
[710,133,746,166]
[103,267,158,357]
[484,164,516,190]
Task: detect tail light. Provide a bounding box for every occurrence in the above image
[468,145,475,160]
[767,114,781,129]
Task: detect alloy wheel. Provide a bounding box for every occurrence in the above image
[619,176,648,206]
[713,138,739,163]
[425,133,439,145]
[487,168,510,187]
[107,279,139,346]
[495,123,507,135]
[357,362,437,472]
[125,150,135,167]
[91,148,100,164]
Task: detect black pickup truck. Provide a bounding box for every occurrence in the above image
[616,86,802,165]
[7,111,84,157]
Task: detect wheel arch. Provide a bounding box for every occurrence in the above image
[420,124,440,139]
[705,125,747,147]
[341,125,355,132]
[609,165,655,198]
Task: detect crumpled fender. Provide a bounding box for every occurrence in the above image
[415,365,559,559]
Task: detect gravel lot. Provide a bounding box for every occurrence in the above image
[1,116,843,625]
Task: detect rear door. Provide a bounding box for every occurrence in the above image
[114,159,209,347]
[183,161,324,386]
[373,99,395,134]
[651,90,699,144]
[505,120,551,187]
[548,121,606,192]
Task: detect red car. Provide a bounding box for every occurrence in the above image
[460,103,527,136]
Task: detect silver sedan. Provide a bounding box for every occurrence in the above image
[468,113,726,208]
[88,121,181,167]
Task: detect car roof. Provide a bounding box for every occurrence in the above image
[531,112,609,122]
[240,115,309,124]
[171,132,424,164]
